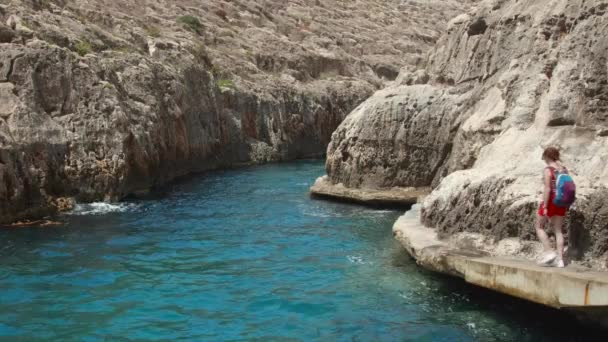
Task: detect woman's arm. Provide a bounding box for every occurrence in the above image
[543,168,552,209]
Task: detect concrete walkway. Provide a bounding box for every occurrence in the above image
[393,207,608,326]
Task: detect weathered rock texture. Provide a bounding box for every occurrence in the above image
[0,0,473,223]
[324,0,608,269]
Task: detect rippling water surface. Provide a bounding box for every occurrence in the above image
[0,161,600,341]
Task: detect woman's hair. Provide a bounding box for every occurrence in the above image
[542,146,560,161]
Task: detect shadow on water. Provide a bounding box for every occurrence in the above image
[310,194,415,211]
[124,157,329,202]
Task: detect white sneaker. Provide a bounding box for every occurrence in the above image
[537,251,557,265]
[554,259,565,268]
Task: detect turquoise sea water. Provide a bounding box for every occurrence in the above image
[0,161,602,341]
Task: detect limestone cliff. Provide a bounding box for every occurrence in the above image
[0,0,472,223]
[323,0,608,269]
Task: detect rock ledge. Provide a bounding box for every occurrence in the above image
[310,176,429,207]
[394,206,608,327]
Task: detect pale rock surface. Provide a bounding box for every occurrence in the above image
[323,0,608,269]
[310,175,429,207]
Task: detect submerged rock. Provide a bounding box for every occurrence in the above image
[322,0,608,269]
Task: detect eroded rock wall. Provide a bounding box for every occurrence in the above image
[0,0,474,223]
[326,84,460,188]
[0,42,224,222]
[324,0,608,268]
[0,38,373,222]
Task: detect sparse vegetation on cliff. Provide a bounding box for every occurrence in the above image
[74,39,92,56]
[216,78,234,90]
[144,25,161,38]
[177,15,203,34]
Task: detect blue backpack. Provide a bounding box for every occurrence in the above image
[552,168,576,208]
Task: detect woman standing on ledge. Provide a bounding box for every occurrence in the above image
[535,147,574,268]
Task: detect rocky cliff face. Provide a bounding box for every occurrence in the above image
[324,0,608,269]
[0,0,473,223]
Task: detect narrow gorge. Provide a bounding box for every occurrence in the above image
[0,0,472,223]
[2,0,608,339]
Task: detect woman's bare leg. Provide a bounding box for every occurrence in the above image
[551,216,566,261]
[535,214,552,251]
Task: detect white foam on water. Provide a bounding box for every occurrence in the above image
[398,292,410,300]
[305,211,336,218]
[347,255,366,264]
[300,205,344,218]
[362,209,398,216]
[67,202,140,216]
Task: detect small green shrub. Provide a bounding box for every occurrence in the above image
[144,25,161,38]
[216,78,234,90]
[177,15,203,34]
[114,45,138,54]
[75,40,92,56]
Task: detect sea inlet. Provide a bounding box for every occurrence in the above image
[0,161,601,341]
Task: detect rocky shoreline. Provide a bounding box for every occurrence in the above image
[393,205,608,328]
